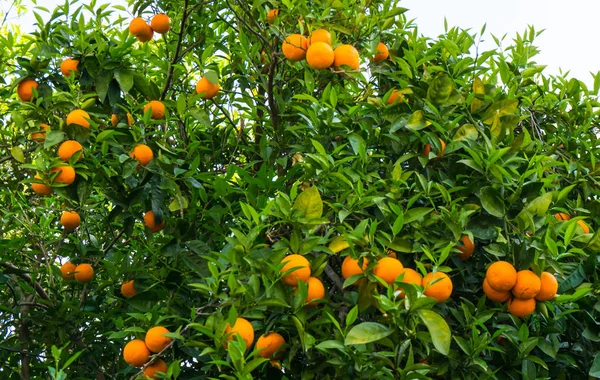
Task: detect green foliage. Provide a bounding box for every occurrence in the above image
[0,0,599,379]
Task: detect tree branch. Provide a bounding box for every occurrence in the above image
[1,262,51,302]
[160,0,190,100]
[323,264,344,292]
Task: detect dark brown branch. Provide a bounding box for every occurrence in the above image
[323,264,344,292]
[20,299,31,379]
[160,0,190,100]
[1,262,50,301]
[103,229,125,254]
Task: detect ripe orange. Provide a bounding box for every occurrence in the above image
[224,317,254,349]
[308,29,331,46]
[385,89,405,105]
[267,9,279,23]
[137,24,154,42]
[333,44,360,70]
[129,17,148,36]
[423,138,446,158]
[196,77,220,99]
[60,58,79,76]
[457,235,475,260]
[17,79,38,102]
[577,220,590,234]
[282,34,308,61]
[341,256,368,285]
[130,144,154,166]
[123,339,150,367]
[66,109,90,128]
[111,113,133,126]
[61,211,81,231]
[396,268,422,299]
[143,210,165,233]
[51,165,76,185]
[535,272,558,301]
[144,359,168,379]
[280,254,311,286]
[482,278,511,302]
[121,280,137,297]
[303,276,325,306]
[422,272,453,303]
[373,257,404,285]
[373,42,389,63]
[506,297,536,318]
[150,14,171,34]
[511,270,541,299]
[32,173,52,196]
[306,42,334,70]
[58,140,83,161]
[60,262,77,280]
[31,123,49,142]
[485,261,517,292]
[145,326,172,353]
[256,332,285,358]
[554,212,570,221]
[144,100,165,119]
[74,263,94,283]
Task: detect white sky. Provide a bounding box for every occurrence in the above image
[3,0,599,88]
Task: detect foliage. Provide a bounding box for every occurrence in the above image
[0,0,599,379]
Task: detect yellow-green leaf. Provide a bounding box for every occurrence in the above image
[406,110,429,131]
[417,309,451,355]
[344,322,393,345]
[293,186,323,220]
[453,124,479,141]
[11,147,25,163]
[482,99,519,124]
[328,236,350,253]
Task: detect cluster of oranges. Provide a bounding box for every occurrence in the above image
[59,261,94,283]
[223,317,286,368]
[483,261,558,317]
[279,254,325,305]
[129,14,171,43]
[123,326,171,378]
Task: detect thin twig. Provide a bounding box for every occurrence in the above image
[1,262,51,301]
[160,0,190,100]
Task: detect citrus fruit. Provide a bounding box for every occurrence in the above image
[485,261,517,292]
[554,212,570,221]
[150,14,171,34]
[17,79,38,102]
[31,123,49,142]
[306,42,334,70]
[136,24,154,42]
[373,257,404,285]
[267,9,279,23]
[577,220,590,233]
[51,165,76,185]
[130,144,153,166]
[143,210,165,233]
[341,256,368,285]
[280,254,311,286]
[144,100,165,119]
[144,359,168,379]
[74,263,94,283]
[256,332,285,358]
[60,211,81,231]
[422,272,453,303]
[224,317,254,349]
[396,268,422,299]
[121,280,136,297]
[145,326,172,353]
[535,272,558,301]
[58,140,83,161]
[512,270,541,299]
[506,297,536,318]
[282,34,308,61]
[423,138,446,158]
[32,173,52,196]
[373,42,389,62]
[196,77,220,99]
[66,109,90,128]
[123,339,150,367]
[457,235,475,260]
[482,278,511,302]
[333,44,359,70]
[303,276,325,305]
[129,17,148,36]
[386,89,404,105]
[111,113,133,126]
[308,29,331,46]
[60,262,77,280]
[60,58,79,76]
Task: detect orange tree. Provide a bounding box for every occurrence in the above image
[0,0,599,379]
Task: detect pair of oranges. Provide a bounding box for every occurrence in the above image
[279,254,325,306]
[129,14,171,43]
[123,326,171,378]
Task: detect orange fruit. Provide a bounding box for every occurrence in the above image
[306,42,334,70]
[224,317,254,349]
[303,276,325,306]
[111,113,133,126]
[267,9,279,23]
[130,144,154,166]
[61,210,81,231]
[373,42,389,63]
[423,138,446,158]
[123,339,150,367]
[486,261,517,292]
[17,79,38,102]
[482,278,511,302]
[60,262,77,280]
[60,58,79,76]
[58,140,83,161]
[373,257,404,285]
[51,165,76,185]
[144,100,165,119]
[341,256,368,285]
[137,24,154,42]
[308,29,331,46]
[31,123,49,142]
[282,34,308,61]
[256,332,285,358]
[511,270,541,300]
[456,235,475,260]
[129,17,148,36]
[333,44,360,70]
[396,268,422,299]
[145,326,172,353]
[143,210,165,233]
[271,360,282,369]
[577,220,590,233]
[386,89,405,105]
[535,272,558,301]
[554,212,570,221]
[422,272,453,303]
[32,173,52,196]
[74,263,94,283]
[66,109,90,128]
[121,280,136,297]
[280,254,311,286]
[150,13,171,34]
[144,359,168,379]
[506,297,536,318]
[196,77,220,99]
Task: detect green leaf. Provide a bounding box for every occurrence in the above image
[453,124,478,141]
[426,74,453,105]
[10,147,25,163]
[205,71,219,85]
[404,207,432,224]
[114,68,134,93]
[344,322,393,345]
[482,99,519,124]
[479,187,505,217]
[348,133,366,161]
[44,131,65,148]
[417,309,451,355]
[406,110,428,130]
[589,352,600,377]
[292,186,323,220]
[523,192,553,216]
[522,65,546,78]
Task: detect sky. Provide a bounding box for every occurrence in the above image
[3,0,599,87]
